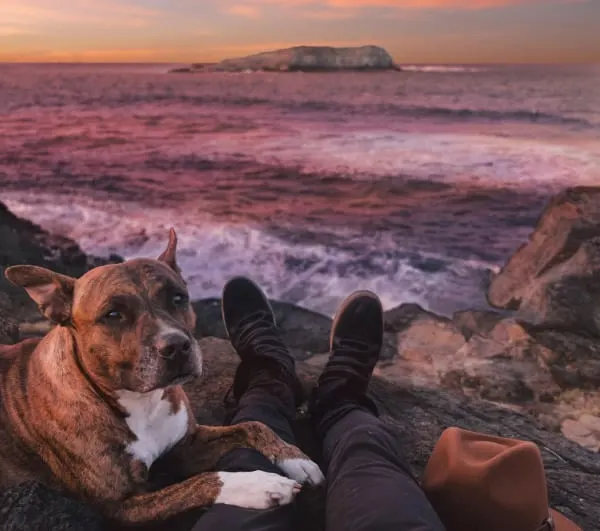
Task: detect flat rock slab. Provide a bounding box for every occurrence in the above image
[0,482,104,531]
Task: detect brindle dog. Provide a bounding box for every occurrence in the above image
[0,229,324,526]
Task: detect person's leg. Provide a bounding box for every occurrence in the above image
[192,277,310,531]
[311,292,446,531]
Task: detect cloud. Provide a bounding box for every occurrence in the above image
[225,4,262,17]
[299,8,357,19]
[326,0,563,7]
[0,25,34,36]
[229,0,583,12]
[0,0,161,30]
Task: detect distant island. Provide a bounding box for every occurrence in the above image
[170,45,401,73]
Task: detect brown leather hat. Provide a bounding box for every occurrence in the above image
[422,427,582,531]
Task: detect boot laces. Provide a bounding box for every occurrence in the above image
[332,336,377,354]
[234,311,286,356]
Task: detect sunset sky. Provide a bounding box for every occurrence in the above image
[1,0,599,64]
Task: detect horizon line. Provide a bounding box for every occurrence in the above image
[1,60,599,66]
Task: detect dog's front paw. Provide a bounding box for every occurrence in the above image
[277,457,325,486]
[215,471,301,509]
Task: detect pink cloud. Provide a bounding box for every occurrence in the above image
[327,0,558,7]
[235,0,582,10]
[225,4,262,17]
[0,0,160,29]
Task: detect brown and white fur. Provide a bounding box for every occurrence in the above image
[0,229,324,526]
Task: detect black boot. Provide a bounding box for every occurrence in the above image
[221,276,304,408]
[310,291,383,431]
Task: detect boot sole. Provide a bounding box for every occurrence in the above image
[329,290,383,352]
[221,277,277,343]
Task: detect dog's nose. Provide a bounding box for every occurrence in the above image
[157,333,192,360]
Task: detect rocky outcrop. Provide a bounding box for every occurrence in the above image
[488,187,600,333]
[0,201,122,342]
[172,46,400,73]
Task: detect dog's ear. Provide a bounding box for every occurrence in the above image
[158,227,181,274]
[5,265,75,325]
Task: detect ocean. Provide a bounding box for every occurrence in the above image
[1,62,599,316]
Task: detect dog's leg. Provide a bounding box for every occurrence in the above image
[162,421,324,486]
[113,470,301,524]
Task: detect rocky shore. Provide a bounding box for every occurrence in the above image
[1,187,600,530]
[170,45,400,73]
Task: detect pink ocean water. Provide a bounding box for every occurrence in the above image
[1,63,599,315]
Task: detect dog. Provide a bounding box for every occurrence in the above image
[0,229,324,526]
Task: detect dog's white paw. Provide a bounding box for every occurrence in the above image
[277,458,325,486]
[215,471,301,509]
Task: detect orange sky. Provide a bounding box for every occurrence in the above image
[1,0,599,63]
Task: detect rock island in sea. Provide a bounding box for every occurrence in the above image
[170,45,402,73]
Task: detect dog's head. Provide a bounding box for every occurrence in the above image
[5,229,203,394]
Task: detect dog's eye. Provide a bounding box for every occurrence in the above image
[104,310,124,321]
[172,293,188,306]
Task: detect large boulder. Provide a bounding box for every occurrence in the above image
[515,236,600,334]
[487,187,600,318]
[177,46,399,73]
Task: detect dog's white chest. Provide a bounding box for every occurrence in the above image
[116,389,188,469]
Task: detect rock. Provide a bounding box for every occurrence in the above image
[452,309,505,340]
[516,237,600,335]
[442,319,563,404]
[525,328,600,390]
[0,201,123,341]
[0,291,19,344]
[0,482,104,531]
[384,303,448,333]
[562,414,600,452]
[377,303,467,386]
[437,319,600,442]
[488,186,600,310]
[0,202,119,278]
[386,318,466,386]
[179,46,400,73]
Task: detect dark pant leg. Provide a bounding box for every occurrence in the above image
[191,448,298,531]
[192,381,298,531]
[226,381,297,444]
[322,408,446,531]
